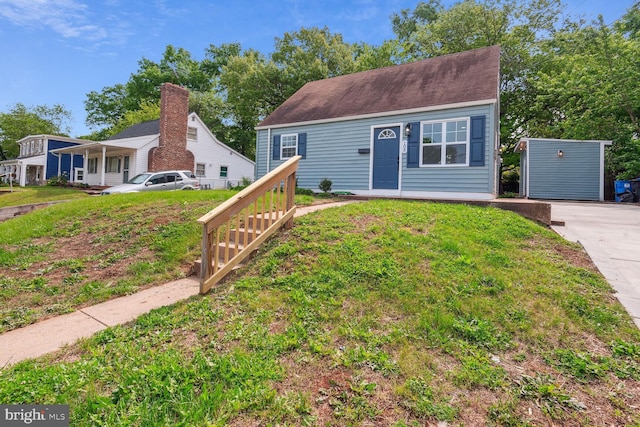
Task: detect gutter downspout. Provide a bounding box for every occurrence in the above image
[599,143,606,202]
[525,142,530,198]
[266,128,271,175]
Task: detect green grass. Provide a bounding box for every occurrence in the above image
[1,200,639,426]
[0,190,323,332]
[0,186,89,208]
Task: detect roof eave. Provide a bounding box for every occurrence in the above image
[256,98,498,130]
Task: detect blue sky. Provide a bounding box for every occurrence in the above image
[0,0,636,137]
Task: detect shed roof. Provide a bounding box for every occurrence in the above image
[258,45,500,128]
[515,137,612,152]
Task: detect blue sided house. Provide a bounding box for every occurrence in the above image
[255,46,501,200]
[0,135,90,186]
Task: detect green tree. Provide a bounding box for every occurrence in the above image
[83,43,255,155]
[85,45,214,131]
[533,14,640,178]
[0,103,72,160]
[395,0,564,189]
[390,0,442,59]
[218,27,363,157]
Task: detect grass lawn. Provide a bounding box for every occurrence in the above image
[0,190,317,332]
[1,199,639,426]
[0,186,90,208]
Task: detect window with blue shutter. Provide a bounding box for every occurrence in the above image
[406,122,420,168]
[273,133,306,159]
[469,116,485,167]
[298,133,307,159]
[272,135,281,160]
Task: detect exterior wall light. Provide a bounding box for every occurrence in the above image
[557,150,564,158]
[404,123,411,137]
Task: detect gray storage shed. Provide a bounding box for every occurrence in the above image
[515,138,611,201]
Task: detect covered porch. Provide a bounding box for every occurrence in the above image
[51,142,140,187]
[0,157,46,186]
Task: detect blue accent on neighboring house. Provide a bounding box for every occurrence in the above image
[46,139,82,179]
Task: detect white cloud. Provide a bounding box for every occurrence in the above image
[0,0,108,40]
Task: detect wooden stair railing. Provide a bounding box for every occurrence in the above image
[197,156,301,294]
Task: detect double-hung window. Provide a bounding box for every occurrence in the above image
[88,158,98,174]
[272,133,307,160]
[421,118,469,166]
[105,156,120,173]
[281,134,298,159]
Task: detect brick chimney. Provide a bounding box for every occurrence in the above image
[148,82,195,172]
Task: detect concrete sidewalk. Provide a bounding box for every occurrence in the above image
[550,201,640,328]
[0,201,357,368]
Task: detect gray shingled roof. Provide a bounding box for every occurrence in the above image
[108,119,160,140]
[258,45,500,128]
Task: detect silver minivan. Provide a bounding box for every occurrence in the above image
[101,170,200,194]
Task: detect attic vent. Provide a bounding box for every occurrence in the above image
[378,129,396,139]
[187,126,198,140]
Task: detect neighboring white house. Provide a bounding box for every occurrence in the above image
[4,83,255,189]
[51,112,255,189]
[50,83,254,189]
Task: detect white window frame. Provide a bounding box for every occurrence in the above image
[195,163,206,177]
[281,134,298,159]
[420,117,470,167]
[219,165,228,178]
[378,129,397,139]
[187,126,198,140]
[87,158,98,174]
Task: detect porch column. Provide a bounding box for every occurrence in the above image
[19,162,26,187]
[57,154,62,178]
[100,146,106,186]
[70,152,74,183]
[84,150,88,185]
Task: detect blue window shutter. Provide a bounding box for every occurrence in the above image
[298,133,307,159]
[469,116,485,167]
[406,122,420,168]
[272,135,280,160]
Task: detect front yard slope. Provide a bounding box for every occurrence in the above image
[1,200,639,426]
[0,190,235,332]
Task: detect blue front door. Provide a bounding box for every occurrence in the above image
[372,126,400,189]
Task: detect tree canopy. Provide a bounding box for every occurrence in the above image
[0,103,72,161]
[74,0,640,180]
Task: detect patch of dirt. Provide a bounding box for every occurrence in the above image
[552,242,600,272]
[0,206,198,332]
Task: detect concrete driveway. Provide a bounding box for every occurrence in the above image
[550,202,640,328]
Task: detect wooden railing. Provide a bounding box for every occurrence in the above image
[197,156,301,294]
